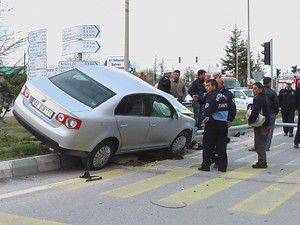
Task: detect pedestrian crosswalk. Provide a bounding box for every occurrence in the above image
[4,143,300,218]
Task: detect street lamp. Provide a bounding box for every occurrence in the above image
[247,0,251,85]
[124,0,129,72]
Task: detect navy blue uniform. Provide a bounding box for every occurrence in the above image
[220,88,236,122]
[201,90,229,172]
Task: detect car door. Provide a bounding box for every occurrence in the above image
[115,94,150,151]
[144,94,179,148]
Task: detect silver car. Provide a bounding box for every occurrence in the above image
[13,66,196,170]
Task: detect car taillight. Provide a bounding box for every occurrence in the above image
[22,85,30,98]
[55,113,82,130]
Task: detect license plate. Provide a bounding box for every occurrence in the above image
[31,98,54,119]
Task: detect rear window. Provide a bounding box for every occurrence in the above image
[49,69,115,108]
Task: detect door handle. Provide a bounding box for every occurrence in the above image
[120,124,128,128]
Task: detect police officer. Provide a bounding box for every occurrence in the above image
[209,78,237,167]
[198,79,229,172]
[278,81,296,137]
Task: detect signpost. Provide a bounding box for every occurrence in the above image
[105,56,132,71]
[27,29,47,80]
[62,25,100,43]
[62,40,101,56]
[59,60,99,72]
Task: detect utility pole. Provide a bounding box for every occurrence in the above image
[247,0,251,85]
[124,0,129,72]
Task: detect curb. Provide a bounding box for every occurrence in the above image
[0,154,61,180]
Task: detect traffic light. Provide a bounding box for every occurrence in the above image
[291,65,297,73]
[261,42,271,65]
[179,57,181,63]
[276,68,281,77]
[195,56,198,63]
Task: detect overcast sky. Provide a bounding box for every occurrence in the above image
[2,0,300,74]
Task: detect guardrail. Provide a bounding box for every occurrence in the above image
[196,122,298,136]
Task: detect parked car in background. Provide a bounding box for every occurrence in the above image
[221,76,241,89]
[13,66,196,170]
[230,88,254,110]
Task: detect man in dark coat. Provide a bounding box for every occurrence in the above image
[157,71,171,94]
[188,69,206,129]
[278,81,296,137]
[294,84,300,148]
[248,82,271,168]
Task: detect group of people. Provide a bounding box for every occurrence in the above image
[157,70,187,103]
[158,69,300,173]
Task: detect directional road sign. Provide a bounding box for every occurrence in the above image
[27,69,47,80]
[59,60,99,72]
[62,40,101,55]
[62,25,100,43]
[27,57,47,70]
[28,29,47,44]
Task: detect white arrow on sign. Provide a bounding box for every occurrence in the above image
[62,40,101,55]
[28,29,47,44]
[59,60,99,72]
[62,25,100,43]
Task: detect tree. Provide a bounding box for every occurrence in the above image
[220,27,256,86]
[183,67,195,85]
[0,69,26,122]
[0,3,26,122]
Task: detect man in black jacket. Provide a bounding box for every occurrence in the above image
[188,69,206,129]
[263,77,279,151]
[157,71,171,93]
[248,82,271,168]
[278,81,296,137]
[294,84,300,148]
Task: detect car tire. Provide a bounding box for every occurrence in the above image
[169,131,190,154]
[82,141,115,171]
[247,104,252,110]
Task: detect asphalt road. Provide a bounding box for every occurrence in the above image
[1,128,300,225]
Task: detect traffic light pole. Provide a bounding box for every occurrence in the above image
[247,0,251,85]
[270,39,274,88]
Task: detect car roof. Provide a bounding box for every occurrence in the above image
[77,66,158,95]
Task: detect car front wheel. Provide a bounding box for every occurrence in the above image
[169,131,190,154]
[82,141,115,171]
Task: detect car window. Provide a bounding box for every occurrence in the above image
[244,90,254,97]
[234,91,243,99]
[115,95,146,116]
[49,69,115,108]
[149,95,173,118]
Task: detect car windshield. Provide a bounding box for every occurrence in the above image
[223,79,241,89]
[49,69,116,108]
[243,90,254,97]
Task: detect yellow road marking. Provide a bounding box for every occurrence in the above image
[230,168,300,215]
[49,159,174,190]
[100,167,199,198]
[159,164,266,206]
[0,211,67,225]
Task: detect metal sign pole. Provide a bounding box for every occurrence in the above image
[124,0,129,72]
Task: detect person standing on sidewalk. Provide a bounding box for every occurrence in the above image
[170,70,187,103]
[188,69,206,129]
[278,81,296,137]
[248,82,271,168]
[294,84,300,148]
[198,79,229,172]
[263,77,279,151]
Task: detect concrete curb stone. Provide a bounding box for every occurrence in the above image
[0,153,61,180]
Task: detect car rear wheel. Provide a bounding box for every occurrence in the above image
[169,131,190,154]
[247,104,253,110]
[82,141,115,171]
